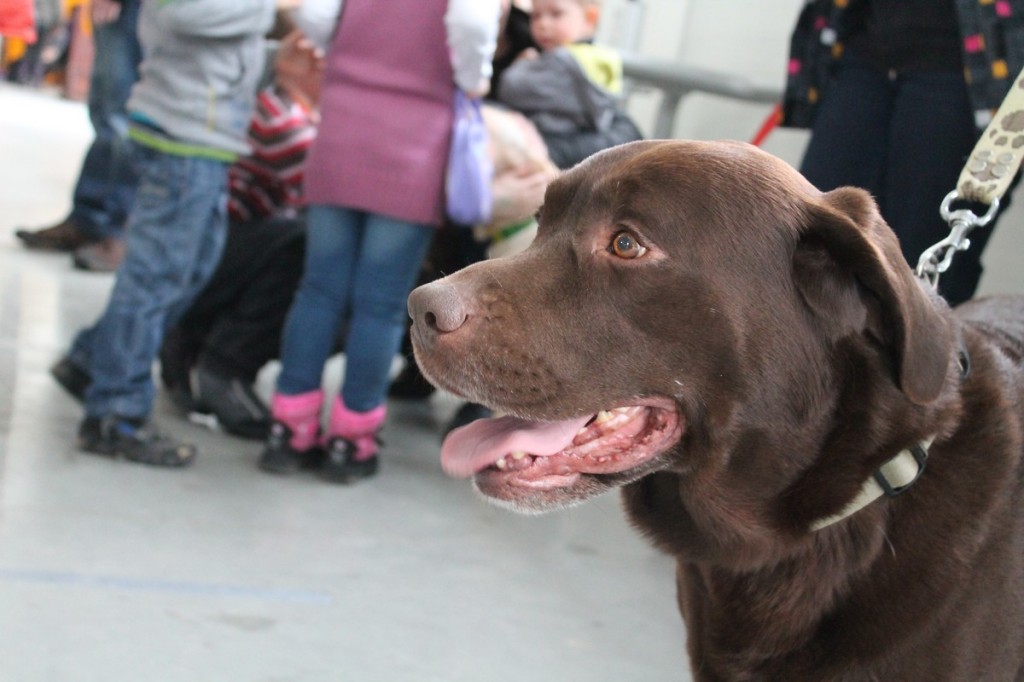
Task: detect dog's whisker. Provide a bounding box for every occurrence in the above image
[882,531,896,558]
[485,270,505,291]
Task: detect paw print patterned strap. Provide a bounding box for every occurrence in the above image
[957,69,1024,205]
[917,67,1024,287]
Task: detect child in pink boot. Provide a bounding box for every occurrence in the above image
[260,391,384,481]
[256,0,499,483]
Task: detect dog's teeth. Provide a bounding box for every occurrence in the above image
[495,457,508,470]
[510,451,527,460]
[595,410,614,424]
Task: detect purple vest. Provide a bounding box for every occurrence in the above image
[303,0,454,225]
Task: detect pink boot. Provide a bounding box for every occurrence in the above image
[258,390,324,474]
[320,397,386,483]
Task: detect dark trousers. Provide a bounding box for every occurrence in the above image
[71,0,141,240]
[800,54,1000,306]
[163,216,306,384]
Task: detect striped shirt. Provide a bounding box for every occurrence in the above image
[228,87,317,223]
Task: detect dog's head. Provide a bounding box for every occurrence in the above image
[409,140,955,524]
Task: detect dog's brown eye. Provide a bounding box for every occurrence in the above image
[610,230,647,259]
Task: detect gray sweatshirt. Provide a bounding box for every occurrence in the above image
[497,45,620,136]
[127,0,276,157]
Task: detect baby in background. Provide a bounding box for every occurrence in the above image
[496,0,623,137]
[475,103,560,258]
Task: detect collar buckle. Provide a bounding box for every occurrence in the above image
[810,437,935,531]
[873,443,928,497]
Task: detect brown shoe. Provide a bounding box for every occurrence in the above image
[15,218,95,252]
[72,237,126,273]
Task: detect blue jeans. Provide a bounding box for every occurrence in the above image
[276,206,433,412]
[799,53,993,306]
[70,0,141,240]
[70,142,229,419]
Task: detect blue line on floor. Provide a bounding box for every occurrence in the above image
[0,568,333,605]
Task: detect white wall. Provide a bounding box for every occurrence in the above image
[598,0,808,166]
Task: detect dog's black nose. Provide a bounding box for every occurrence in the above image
[408,281,469,334]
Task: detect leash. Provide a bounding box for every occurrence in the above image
[750,102,782,147]
[916,69,1024,288]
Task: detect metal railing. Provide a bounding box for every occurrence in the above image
[620,52,782,139]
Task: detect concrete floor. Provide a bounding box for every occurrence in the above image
[0,84,689,681]
[2,80,1023,682]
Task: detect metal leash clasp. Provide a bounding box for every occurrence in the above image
[915,190,999,289]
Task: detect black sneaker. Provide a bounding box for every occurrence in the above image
[166,384,196,416]
[258,421,324,474]
[158,327,198,412]
[319,437,379,484]
[388,361,436,400]
[51,356,90,403]
[443,402,494,439]
[78,416,196,468]
[191,367,270,440]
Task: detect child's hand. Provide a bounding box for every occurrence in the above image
[463,78,491,100]
[275,30,325,111]
[490,166,552,225]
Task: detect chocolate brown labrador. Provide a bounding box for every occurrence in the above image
[408,140,1024,680]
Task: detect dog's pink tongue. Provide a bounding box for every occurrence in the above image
[441,414,593,478]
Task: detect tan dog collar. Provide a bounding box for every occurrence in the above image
[810,435,935,532]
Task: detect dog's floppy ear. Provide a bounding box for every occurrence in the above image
[793,186,952,405]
